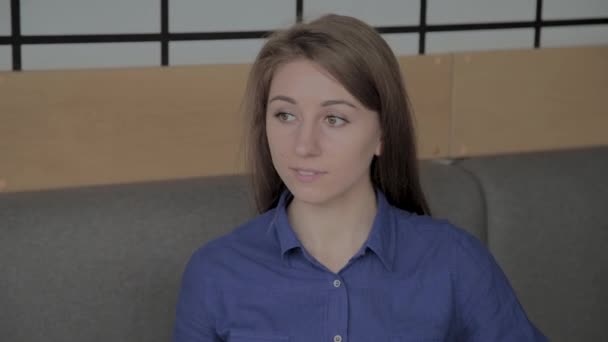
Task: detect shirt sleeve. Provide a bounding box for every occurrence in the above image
[451,229,549,342]
[173,248,221,342]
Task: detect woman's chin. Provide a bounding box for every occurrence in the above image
[287,184,333,206]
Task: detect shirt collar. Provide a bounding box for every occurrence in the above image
[267,189,301,263]
[267,187,397,272]
[364,188,397,272]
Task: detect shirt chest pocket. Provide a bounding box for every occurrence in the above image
[228,330,289,342]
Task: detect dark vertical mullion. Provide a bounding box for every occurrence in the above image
[534,0,543,48]
[11,0,21,71]
[419,0,427,54]
[296,0,303,23]
[161,0,169,66]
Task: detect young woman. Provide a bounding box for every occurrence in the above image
[174,14,547,342]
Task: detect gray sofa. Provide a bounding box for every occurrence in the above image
[1,146,607,342]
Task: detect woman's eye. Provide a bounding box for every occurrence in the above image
[276,112,296,122]
[326,115,347,127]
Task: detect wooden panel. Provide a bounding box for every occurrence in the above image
[1,46,606,192]
[399,54,453,159]
[0,65,250,192]
[450,46,608,157]
[0,56,451,192]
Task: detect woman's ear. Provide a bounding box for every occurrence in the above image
[375,140,382,156]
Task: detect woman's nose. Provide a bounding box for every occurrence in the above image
[294,121,321,157]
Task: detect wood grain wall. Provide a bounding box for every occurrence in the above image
[1,45,606,192]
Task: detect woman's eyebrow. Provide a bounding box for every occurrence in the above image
[268,95,358,109]
[320,99,358,109]
[268,95,296,105]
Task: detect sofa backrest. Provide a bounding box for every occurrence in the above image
[457,146,608,342]
[0,175,253,342]
[1,146,606,342]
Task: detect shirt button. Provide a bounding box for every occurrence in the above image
[333,335,342,342]
[333,279,341,288]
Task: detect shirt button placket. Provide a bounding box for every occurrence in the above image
[328,277,348,342]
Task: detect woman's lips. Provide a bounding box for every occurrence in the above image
[290,168,327,183]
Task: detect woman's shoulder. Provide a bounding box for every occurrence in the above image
[393,209,494,270]
[184,208,279,271]
[393,208,477,241]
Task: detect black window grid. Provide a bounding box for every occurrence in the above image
[1,0,607,71]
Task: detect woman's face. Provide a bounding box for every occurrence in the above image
[265,59,382,206]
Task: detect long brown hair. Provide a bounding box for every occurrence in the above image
[243,14,430,216]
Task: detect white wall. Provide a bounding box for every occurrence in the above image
[0,0,606,70]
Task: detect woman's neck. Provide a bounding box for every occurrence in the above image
[286,182,378,270]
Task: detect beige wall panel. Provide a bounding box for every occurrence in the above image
[2,46,606,192]
[0,65,250,192]
[0,56,451,192]
[399,54,453,159]
[450,46,608,157]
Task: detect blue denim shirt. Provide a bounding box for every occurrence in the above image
[174,188,547,341]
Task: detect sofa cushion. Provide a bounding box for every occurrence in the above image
[0,161,485,342]
[0,175,252,342]
[420,160,486,243]
[458,146,608,342]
